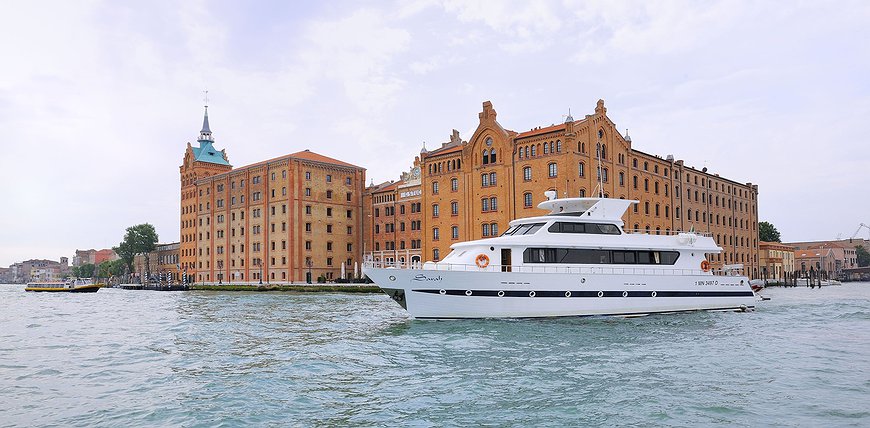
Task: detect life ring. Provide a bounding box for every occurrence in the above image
[475,254,490,268]
[700,260,711,272]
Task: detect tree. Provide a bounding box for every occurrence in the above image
[114,223,159,274]
[857,245,870,267]
[759,221,781,242]
[74,263,95,278]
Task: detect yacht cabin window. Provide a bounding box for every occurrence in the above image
[548,222,621,235]
[523,248,680,265]
[502,223,546,236]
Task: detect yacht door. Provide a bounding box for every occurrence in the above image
[501,248,512,272]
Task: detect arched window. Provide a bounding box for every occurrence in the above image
[578,162,585,177]
[531,145,536,156]
[556,140,562,152]
[518,148,523,159]
[548,162,557,178]
[619,172,624,186]
[579,189,586,197]
[490,148,496,163]
[523,192,533,207]
[543,143,549,154]
[644,178,649,191]
[602,144,607,159]
[523,166,532,181]
[482,150,489,165]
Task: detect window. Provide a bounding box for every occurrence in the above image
[578,162,585,177]
[482,198,490,212]
[481,173,490,187]
[491,223,498,236]
[619,172,625,186]
[326,174,332,183]
[490,148,496,163]
[451,201,459,215]
[548,163,557,178]
[326,190,333,199]
[482,223,490,237]
[524,192,533,208]
[548,222,621,235]
[432,204,439,217]
[451,178,458,191]
[489,172,496,186]
[490,197,497,211]
[523,166,532,181]
[451,226,459,239]
[433,228,440,240]
[305,172,311,180]
[305,188,311,196]
[432,182,439,194]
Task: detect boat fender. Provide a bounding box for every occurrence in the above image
[465,290,472,296]
[597,291,604,298]
[475,254,490,268]
[529,291,536,297]
[565,291,571,297]
[497,290,505,297]
[700,260,711,272]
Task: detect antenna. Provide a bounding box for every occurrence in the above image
[203,89,209,107]
[595,140,604,198]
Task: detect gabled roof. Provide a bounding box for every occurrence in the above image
[192,141,230,166]
[289,149,361,168]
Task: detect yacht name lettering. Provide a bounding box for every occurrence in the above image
[412,274,443,282]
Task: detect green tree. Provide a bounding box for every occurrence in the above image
[75,263,95,278]
[759,221,781,242]
[109,259,127,276]
[857,245,870,267]
[97,261,112,278]
[114,223,159,274]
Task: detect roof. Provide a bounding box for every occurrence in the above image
[516,123,567,139]
[288,149,361,168]
[201,107,211,133]
[795,249,833,258]
[192,141,230,166]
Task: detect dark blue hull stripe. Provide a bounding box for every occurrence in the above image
[413,306,757,320]
[412,289,755,298]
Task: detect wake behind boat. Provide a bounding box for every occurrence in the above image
[363,193,757,319]
[25,278,102,293]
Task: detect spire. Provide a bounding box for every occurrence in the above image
[564,108,574,123]
[199,90,213,142]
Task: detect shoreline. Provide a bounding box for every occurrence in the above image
[190,283,381,293]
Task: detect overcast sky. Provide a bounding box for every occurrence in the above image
[1,0,868,267]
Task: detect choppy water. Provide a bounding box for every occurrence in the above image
[1,283,869,427]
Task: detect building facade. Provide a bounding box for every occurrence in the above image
[363,160,423,266]
[759,241,795,282]
[180,107,366,284]
[419,100,761,277]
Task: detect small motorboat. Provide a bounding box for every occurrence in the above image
[25,278,102,293]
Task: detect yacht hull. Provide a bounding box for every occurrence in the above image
[364,267,756,319]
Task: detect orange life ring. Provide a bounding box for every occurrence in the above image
[700,260,711,272]
[475,254,490,268]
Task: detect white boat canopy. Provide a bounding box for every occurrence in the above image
[537,195,638,222]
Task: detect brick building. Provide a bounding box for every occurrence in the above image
[418,100,761,277]
[180,106,365,284]
[363,159,423,266]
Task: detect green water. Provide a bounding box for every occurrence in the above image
[1,284,868,426]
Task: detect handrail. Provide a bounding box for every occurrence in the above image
[363,260,741,277]
[622,229,713,237]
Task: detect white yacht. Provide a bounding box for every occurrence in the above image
[362,193,756,319]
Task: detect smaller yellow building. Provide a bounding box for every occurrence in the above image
[759,241,795,282]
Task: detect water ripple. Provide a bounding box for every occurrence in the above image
[1,284,869,426]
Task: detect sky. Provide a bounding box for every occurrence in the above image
[1,0,868,267]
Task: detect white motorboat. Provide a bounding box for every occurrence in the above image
[363,193,756,319]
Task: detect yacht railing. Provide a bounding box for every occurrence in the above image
[622,229,713,237]
[364,260,739,277]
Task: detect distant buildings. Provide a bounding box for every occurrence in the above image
[72,248,118,266]
[759,241,795,282]
[5,258,70,283]
[785,239,865,279]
